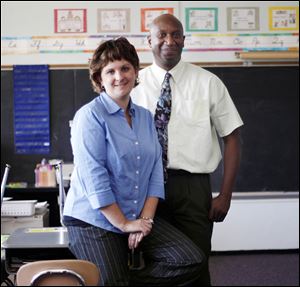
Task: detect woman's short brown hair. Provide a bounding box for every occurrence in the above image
[89,37,140,93]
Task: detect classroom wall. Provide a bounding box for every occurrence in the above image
[212,193,299,250]
[1,1,299,64]
[1,2,299,192]
[1,2,299,252]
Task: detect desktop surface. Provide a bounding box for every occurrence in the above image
[3,227,68,249]
[2,227,74,274]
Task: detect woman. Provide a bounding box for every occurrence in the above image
[63,37,204,286]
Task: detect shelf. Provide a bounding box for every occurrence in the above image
[236,50,299,60]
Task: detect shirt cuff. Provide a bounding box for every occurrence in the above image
[147,183,165,200]
[88,189,116,209]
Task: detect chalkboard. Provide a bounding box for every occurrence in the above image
[1,66,299,192]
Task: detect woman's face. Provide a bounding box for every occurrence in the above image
[100,59,137,101]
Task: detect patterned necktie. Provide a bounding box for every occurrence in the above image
[154,72,172,183]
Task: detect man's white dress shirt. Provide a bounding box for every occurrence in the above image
[131,60,244,173]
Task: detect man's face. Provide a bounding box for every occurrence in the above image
[148,17,185,70]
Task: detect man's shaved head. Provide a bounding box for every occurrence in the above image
[148,14,185,70]
[149,14,183,35]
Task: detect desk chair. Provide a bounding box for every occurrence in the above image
[16,259,100,286]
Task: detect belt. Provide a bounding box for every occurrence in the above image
[167,169,208,176]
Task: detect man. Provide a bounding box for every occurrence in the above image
[131,14,243,285]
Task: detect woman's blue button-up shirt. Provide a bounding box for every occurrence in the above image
[63,92,164,233]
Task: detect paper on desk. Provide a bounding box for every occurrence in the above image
[35,201,48,208]
[35,201,49,214]
[26,227,67,233]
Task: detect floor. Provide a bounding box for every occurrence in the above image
[209,250,299,286]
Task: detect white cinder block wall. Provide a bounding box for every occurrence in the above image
[212,192,299,251]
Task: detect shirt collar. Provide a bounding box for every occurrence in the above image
[100,92,135,117]
[151,60,185,85]
[128,99,136,117]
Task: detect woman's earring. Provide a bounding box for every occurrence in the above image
[135,77,140,85]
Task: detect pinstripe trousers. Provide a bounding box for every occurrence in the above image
[66,217,205,286]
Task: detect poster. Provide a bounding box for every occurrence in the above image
[227,7,259,31]
[98,9,130,32]
[141,8,174,32]
[54,9,87,33]
[269,6,299,31]
[185,8,218,32]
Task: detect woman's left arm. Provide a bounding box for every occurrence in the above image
[139,196,159,220]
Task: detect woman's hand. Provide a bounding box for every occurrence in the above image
[126,218,154,249]
[128,232,144,249]
[122,218,152,235]
[100,203,154,234]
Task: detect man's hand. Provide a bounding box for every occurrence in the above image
[209,193,231,222]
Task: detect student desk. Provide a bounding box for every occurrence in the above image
[2,227,74,275]
[2,187,74,276]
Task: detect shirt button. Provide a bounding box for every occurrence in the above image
[133,200,137,204]
[136,170,139,174]
[135,185,138,189]
[133,214,136,217]
[137,156,140,160]
[135,141,139,145]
